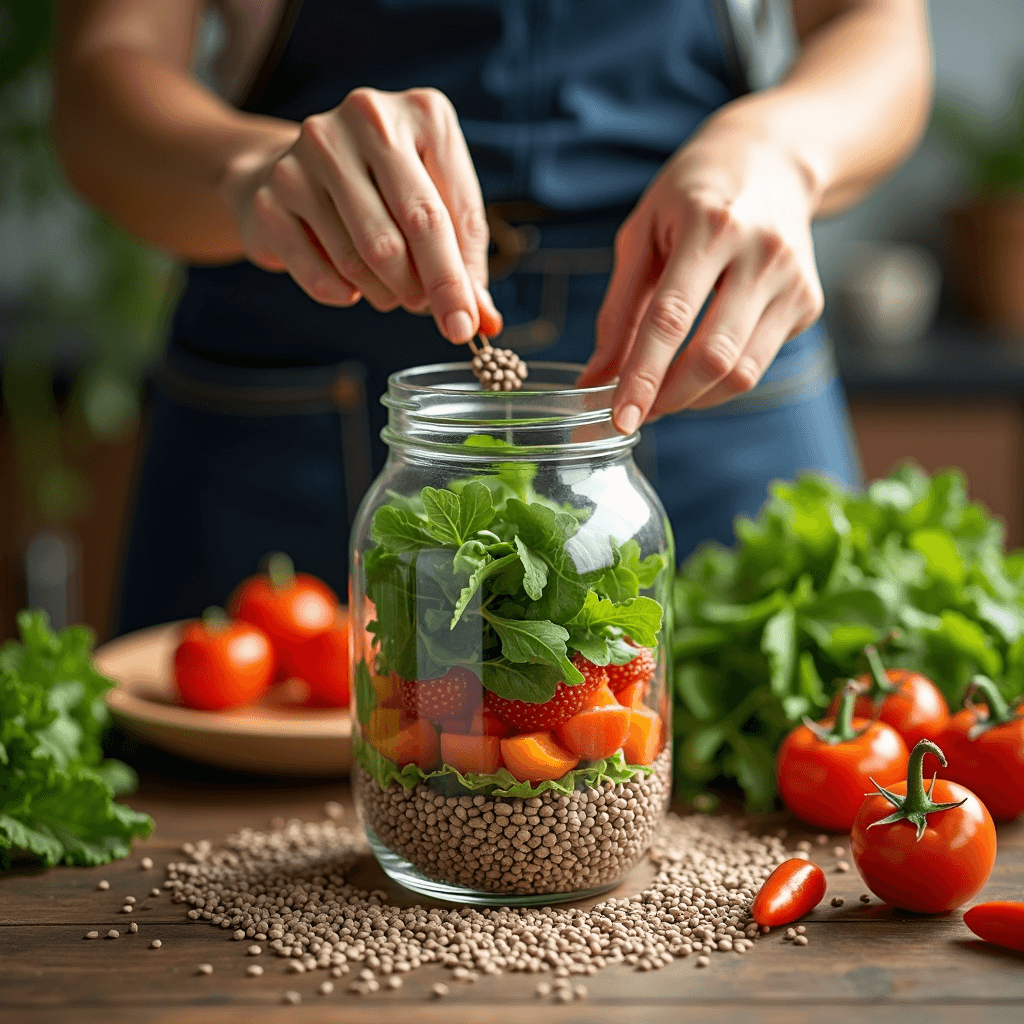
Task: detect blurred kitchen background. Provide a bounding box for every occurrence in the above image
[3,0,1024,642]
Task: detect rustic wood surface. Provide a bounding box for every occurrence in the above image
[2,747,1023,1024]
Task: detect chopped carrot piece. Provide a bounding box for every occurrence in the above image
[586,684,618,708]
[370,671,403,709]
[555,704,631,760]
[377,719,439,769]
[622,707,663,766]
[440,733,503,775]
[500,732,579,782]
[616,679,646,709]
[364,707,402,746]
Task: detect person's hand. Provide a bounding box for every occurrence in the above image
[577,115,824,431]
[220,87,502,343]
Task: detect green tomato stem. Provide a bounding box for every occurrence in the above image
[866,738,967,841]
[965,674,1018,738]
[201,606,229,632]
[266,551,295,590]
[862,644,897,700]
[803,680,865,745]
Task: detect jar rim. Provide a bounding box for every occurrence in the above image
[381,361,634,460]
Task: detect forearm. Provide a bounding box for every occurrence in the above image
[711,0,932,217]
[52,46,299,260]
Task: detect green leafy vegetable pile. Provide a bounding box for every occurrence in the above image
[672,465,1024,811]
[0,611,153,867]
[357,466,667,788]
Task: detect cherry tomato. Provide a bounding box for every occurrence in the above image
[963,902,1024,953]
[751,859,827,927]
[938,675,1024,822]
[282,607,351,707]
[173,610,274,711]
[228,552,338,668]
[851,739,996,914]
[777,682,908,832]
[827,645,948,751]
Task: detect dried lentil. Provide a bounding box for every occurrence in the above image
[141,857,154,870]
[161,797,787,991]
[149,888,161,898]
[97,880,110,891]
[860,894,872,903]
[836,861,850,873]
[793,935,809,946]
[319,981,334,995]
[150,939,162,949]
[197,963,213,975]
[129,922,139,934]
[106,930,119,939]
[283,991,301,1005]
[830,897,845,908]
[84,931,99,940]
[246,964,263,977]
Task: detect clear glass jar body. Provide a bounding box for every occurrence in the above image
[350,363,673,904]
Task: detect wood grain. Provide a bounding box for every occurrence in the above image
[2,772,1023,1024]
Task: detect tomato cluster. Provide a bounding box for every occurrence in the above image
[767,647,1019,923]
[173,553,349,712]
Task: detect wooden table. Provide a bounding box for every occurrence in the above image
[3,748,1023,1024]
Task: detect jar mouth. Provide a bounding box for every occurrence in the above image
[381,361,634,460]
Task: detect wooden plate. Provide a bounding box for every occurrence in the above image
[96,622,352,776]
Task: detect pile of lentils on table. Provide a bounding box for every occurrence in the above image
[135,803,795,1002]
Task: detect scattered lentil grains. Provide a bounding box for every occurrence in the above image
[149,888,161,898]
[106,930,119,939]
[860,894,872,904]
[156,807,789,997]
[283,990,301,1005]
[832,846,846,858]
[97,880,109,891]
[129,922,139,934]
[84,931,99,940]
[836,861,850,873]
[831,897,845,908]
[150,940,162,949]
[815,835,828,846]
[141,857,154,870]
[319,981,335,995]
[124,896,136,904]
[793,935,809,946]
[432,983,449,998]
[246,964,263,977]
[197,963,213,975]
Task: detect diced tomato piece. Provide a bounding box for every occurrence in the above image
[440,733,503,775]
[555,704,631,760]
[622,707,663,766]
[500,732,579,782]
[586,684,618,708]
[464,705,510,736]
[364,707,402,747]
[616,679,646,709]
[376,719,439,769]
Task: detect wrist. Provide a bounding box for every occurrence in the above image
[216,118,300,217]
[699,93,830,215]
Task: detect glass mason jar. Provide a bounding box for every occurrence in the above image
[349,363,673,905]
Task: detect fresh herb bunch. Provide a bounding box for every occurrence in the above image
[360,478,665,710]
[0,611,153,867]
[673,465,1024,811]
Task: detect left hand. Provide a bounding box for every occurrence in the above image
[577,115,825,432]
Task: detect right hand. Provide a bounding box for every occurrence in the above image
[221,87,502,344]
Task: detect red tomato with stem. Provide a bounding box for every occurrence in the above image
[228,552,338,669]
[963,902,1024,953]
[827,643,948,750]
[173,609,274,711]
[283,607,350,707]
[777,681,908,832]
[851,738,996,914]
[751,859,828,927]
[938,675,1024,822]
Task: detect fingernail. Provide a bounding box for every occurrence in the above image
[444,310,474,343]
[616,403,642,435]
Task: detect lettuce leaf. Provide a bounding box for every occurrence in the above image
[354,735,653,799]
[0,610,153,868]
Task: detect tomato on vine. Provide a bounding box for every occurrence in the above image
[777,680,908,832]
[938,675,1024,822]
[851,739,996,914]
[827,642,948,751]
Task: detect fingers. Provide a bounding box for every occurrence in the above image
[608,241,732,433]
[249,185,360,306]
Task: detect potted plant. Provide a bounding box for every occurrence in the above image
[932,79,1024,337]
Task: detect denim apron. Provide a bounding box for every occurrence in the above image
[116,0,859,634]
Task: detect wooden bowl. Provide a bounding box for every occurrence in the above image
[96,622,352,776]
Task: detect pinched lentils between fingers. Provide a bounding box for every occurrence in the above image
[156,800,788,992]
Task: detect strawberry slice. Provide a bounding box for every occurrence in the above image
[400,666,481,725]
[606,642,656,694]
[486,654,606,731]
